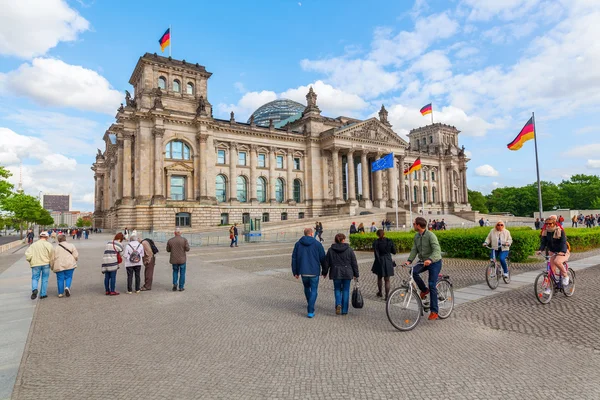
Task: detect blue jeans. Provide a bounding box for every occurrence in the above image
[301,276,319,314]
[56,269,74,295]
[104,270,117,292]
[31,265,51,297]
[491,249,509,274]
[333,279,351,314]
[412,260,442,314]
[172,264,186,289]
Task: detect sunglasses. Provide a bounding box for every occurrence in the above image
[496,224,504,226]
[546,222,556,226]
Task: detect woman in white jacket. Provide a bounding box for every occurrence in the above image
[50,234,79,298]
[482,220,513,279]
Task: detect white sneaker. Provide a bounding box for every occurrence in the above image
[562,276,570,286]
[544,287,552,295]
[503,273,509,278]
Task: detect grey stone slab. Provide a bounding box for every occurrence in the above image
[453,291,485,301]
[457,287,495,296]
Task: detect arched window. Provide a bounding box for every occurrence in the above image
[429,135,433,144]
[175,212,191,227]
[236,176,248,203]
[165,140,191,160]
[424,170,428,181]
[432,187,437,203]
[275,178,285,203]
[293,179,302,202]
[158,76,166,90]
[405,185,409,201]
[431,171,436,181]
[256,177,267,203]
[216,175,227,203]
[413,186,418,203]
[423,187,428,203]
[186,82,194,94]
[173,79,181,93]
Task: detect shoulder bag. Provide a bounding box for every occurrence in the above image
[352,280,364,309]
[113,241,123,264]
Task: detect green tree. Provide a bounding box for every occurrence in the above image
[37,209,54,227]
[2,193,45,239]
[0,166,13,202]
[591,197,600,209]
[468,190,489,213]
[76,218,84,228]
[558,174,600,209]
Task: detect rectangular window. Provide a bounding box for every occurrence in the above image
[242,213,250,224]
[238,152,247,166]
[171,141,183,159]
[170,176,185,201]
[220,213,229,225]
[276,155,284,169]
[258,154,266,167]
[293,157,301,170]
[217,149,226,164]
[262,213,270,222]
[281,212,288,221]
[298,212,305,219]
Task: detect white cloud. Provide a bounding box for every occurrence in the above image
[407,50,452,81]
[475,164,500,176]
[217,90,277,120]
[0,127,48,164]
[454,46,480,59]
[586,160,600,169]
[0,0,89,59]
[564,144,600,158]
[461,0,543,21]
[0,58,122,114]
[234,82,246,93]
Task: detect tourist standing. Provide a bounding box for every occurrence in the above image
[371,229,396,300]
[50,234,78,298]
[84,229,89,240]
[534,218,541,230]
[167,229,190,291]
[50,230,57,243]
[123,227,130,241]
[349,222,357,234]
[229,224,239,247]
[370,222,377,233]
[25,232,54,300]
[140,238,157,291]
[357,223,365,233]
[291,228,326,318]
[317,222,324,243]
[479,218,485,227]
[123,235,144,294]
[322,233,359,315]
[102,233,124,296]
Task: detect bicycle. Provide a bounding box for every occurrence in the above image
[386,262,454,331]
[533,253,575,304]
[483,244,511,290]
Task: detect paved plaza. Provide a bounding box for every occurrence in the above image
[2,234,600,399]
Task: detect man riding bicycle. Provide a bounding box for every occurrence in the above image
[402,217,443,320]
[482,220,512,279]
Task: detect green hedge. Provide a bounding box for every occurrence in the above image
[349,226,597,263]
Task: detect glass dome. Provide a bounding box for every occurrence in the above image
[248,99,305,127]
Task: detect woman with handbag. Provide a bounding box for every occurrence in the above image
[322,233,359,315]
[50,234,79,298]
[102,233,125,296]
[371,229,397,300]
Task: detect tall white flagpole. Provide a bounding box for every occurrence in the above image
[532,112,543,219]
[169,25,172,57]
[393,154,398,230]
[430,104,434,125]
[408,170,413,229]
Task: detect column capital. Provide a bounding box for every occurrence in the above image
[230,142,238,151]
[117,139,124,149]
[269,146,277,154]
[196,133,209,143]
[250,144,259,152]
[152,128,165,138]
[121,130,134,140]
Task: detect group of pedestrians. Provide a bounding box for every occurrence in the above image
[572,214,600,228]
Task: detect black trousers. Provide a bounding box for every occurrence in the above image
[126,266,141,292]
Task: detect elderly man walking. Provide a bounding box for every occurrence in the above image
[25,232,54,300]
[291,228,326,318]
[167,229,190,292]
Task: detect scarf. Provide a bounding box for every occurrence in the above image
[544,225,562,239]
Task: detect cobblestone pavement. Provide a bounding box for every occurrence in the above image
[9,235,600,399]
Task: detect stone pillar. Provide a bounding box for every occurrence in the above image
[374,153,384,208]
[347,150,356,201]
[94,175,101,211]
[462,168,469,203]
[399,156,406,205]
[287,151,294,203]
[152,128,165,203]
[269,147,276,202]
[122,132,133,204]
[360,152,371,208]
[197,133,208,201]
[332,147,341,201]
[103,171,110,211]
[428,169,433,205]
[116,139,124,202]
[229,144,238,203]
[250,145,258,202]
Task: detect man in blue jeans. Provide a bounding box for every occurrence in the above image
[166,229,190,292]
[291,228,326,318]
[25,232,54,300]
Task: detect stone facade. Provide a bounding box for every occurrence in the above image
[92,53,470,231]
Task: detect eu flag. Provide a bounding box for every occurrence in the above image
[372,153,394,172]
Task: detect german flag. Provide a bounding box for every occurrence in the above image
[507,117,535,151]
[404,158,422,175]
[158,28,171,52]
[420,103,432,116]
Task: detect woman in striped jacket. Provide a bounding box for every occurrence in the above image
[102,233,124,296]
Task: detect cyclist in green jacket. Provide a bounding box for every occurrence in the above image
[403,217,443,320]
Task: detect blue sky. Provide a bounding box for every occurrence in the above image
[1,0,599,211]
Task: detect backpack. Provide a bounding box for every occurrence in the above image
[128,243,141,264]
[143,238,159,255]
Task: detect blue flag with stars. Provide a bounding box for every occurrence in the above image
[371,153,394,172]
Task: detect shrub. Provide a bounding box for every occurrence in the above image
[564,227,600,251]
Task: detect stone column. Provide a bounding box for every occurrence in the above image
[428,169,433,206]
[347,149,356,201]
[197,133,208,201]
[116,139,124,202]
[103,171,110,211]
[152,128,165,203]
[360,152,371,208]
[462,168,469,203]
[332,147,341,201]
[287,151,294,203]
[249,145,258,202]
[229,143,238,203]
[122,132,133,204]
[399,156,406,205]
[374,153,384,208]
[269,147,276,202]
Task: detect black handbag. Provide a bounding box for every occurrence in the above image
[352,281,364,309]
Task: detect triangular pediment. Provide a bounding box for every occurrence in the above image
[165,161,194,172]
[334,118,408,147]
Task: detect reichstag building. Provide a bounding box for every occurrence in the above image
[92,53,470,230]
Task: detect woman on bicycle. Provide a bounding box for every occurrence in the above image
[537,215,570,285]
[482,220,512,279]
[371,229,397,300]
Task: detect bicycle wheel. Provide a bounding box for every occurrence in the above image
[486,261,499,290]
[386,286,422,331]
[563,268,575,297]
[503,258,511,284]
[436,279,454,319]
[534,272,554,304]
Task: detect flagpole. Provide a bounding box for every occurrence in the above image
[408,172,413,229]
[169,25,172,57]
[532,112,543,220]
[394,155,398,230]
[430,104,434,125]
